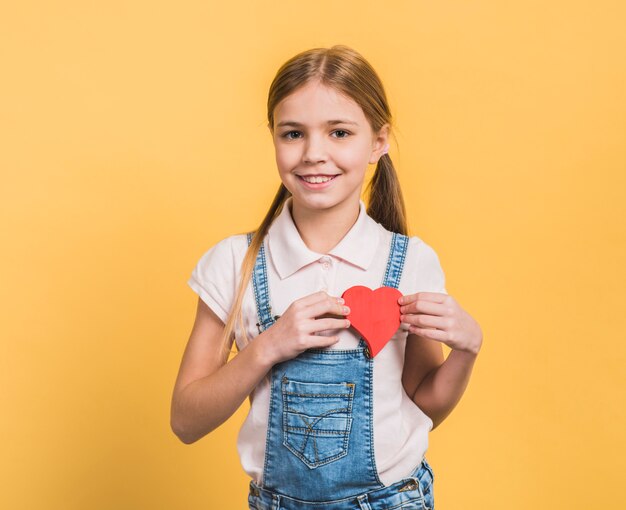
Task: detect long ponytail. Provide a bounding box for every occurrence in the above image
[365,152,408,235]
[216,184,291,360]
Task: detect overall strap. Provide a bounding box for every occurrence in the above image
[247,232,278,333]
[381,232,409,289]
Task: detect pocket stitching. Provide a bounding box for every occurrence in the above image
[281,377,355,469]
[385,497,425,510]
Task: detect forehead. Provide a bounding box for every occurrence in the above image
[274,81,368,126]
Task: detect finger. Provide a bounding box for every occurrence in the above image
[417,292,448,303]
[398,293,417,305]
[306,334,341,348]
[400,300,445,316]
[307,297,350,319]
[399,292,447,306]
[307,317,351,335]
[400,313,446,330]
[298,290,344,307]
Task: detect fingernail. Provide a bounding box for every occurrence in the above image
[337,297,345,304]
[398,296,405,304]
[343,306,350,314]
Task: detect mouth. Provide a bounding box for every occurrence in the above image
[296,174,340,185]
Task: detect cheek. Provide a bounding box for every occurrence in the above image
[340,139,374,167]
[336,150,371,174]
[275,146,299,171]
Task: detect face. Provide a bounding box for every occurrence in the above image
[270,80,389,215]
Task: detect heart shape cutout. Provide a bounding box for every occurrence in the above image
[341,285,403,358]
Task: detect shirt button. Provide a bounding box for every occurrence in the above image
[320,256,331,270]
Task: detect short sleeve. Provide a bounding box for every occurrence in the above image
[187,236,240,323]
[410,237,448,295]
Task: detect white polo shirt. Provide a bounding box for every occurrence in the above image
[187,197,447,487]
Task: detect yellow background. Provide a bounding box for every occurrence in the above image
[2,1,624,509]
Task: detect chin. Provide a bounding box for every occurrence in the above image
[293,195,352,212]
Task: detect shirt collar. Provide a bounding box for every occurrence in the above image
[267,196,382,279]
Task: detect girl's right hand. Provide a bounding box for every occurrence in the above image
[257,291,351,366]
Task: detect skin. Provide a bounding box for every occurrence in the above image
[170,80,482,444]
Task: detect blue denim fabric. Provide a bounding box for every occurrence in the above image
[248,457,435,510]
[248,232,277,333]
[246,232,436,509]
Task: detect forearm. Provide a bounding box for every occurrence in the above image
[412,348,479,429]
[172,336,274,444]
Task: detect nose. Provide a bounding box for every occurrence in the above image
[302,134,327,165]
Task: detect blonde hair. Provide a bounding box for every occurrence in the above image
[218,44,408,360]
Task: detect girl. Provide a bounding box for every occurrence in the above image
[171,45,483,510]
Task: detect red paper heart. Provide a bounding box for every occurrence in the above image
[341,285,403,358]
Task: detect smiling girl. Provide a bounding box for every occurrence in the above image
[171,45,483,510]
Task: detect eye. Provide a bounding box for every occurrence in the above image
[332,130,350,138]
[280,130,302,140]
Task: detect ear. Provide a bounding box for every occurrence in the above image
[369,123,390,165]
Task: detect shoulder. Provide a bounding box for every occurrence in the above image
[190,233,251,278]
[405,235,442,265]
[194,233,249,262]
[373,223,441,269]
[366,215,439,265]
[402,234,447,294]
[187,233,252,323]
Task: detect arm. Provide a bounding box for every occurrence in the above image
[409,345,479,430]
[401,332,444,404]
[400,292,483,430]
[170,292,350,444]
[170,298,274,444]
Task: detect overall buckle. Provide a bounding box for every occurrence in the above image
[256,315,281,334]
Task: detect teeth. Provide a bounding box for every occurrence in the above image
[301,175,335,183]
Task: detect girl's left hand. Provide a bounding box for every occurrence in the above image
[398,292,483,355]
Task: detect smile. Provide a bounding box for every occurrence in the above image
[295,174,340,190]
[298,174,339,184]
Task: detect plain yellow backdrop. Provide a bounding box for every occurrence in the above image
[1,1,624,509]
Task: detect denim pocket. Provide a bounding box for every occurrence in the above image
[281,376,355,469]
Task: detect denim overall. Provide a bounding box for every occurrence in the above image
[246,232,435,510]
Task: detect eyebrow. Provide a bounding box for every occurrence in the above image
[276,119,359,128]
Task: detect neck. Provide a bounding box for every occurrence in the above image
[290,197,361,254]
